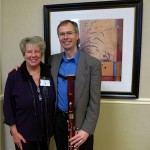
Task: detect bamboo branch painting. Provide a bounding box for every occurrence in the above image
[79,19,123,81]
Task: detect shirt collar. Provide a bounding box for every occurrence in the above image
[62,49,80,64]
[20,61,51,81]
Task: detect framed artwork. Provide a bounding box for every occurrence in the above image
[43,0,143,98]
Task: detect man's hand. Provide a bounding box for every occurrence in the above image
[8,64,21,73]
[69,130,89,149]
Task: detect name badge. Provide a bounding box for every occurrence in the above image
[40,79,51,86]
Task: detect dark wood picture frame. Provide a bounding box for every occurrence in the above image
[43,0,143,99]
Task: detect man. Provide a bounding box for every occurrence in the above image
[49,20,101,150]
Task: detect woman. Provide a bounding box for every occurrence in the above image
[3,36,56,150]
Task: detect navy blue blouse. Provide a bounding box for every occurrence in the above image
[3,61,56,142]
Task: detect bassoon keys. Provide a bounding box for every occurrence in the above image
[67,75,76,150]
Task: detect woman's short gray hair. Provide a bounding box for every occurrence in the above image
[19,36,46,56]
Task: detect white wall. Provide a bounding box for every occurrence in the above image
[1,0,150,150]
[0,0,4,149]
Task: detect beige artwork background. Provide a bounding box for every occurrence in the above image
[80,19,122,80]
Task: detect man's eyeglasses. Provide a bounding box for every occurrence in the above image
[58,31,76,37]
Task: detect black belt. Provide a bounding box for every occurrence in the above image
[58,73,76,80]
[56,107,68,118]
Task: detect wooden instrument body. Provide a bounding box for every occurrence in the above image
[67,75,76,150]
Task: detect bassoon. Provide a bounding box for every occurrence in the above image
[67,75,77,150]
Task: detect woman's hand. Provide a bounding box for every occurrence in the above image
[10,125,26,150]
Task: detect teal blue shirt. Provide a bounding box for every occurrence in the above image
[57,50,80,112]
